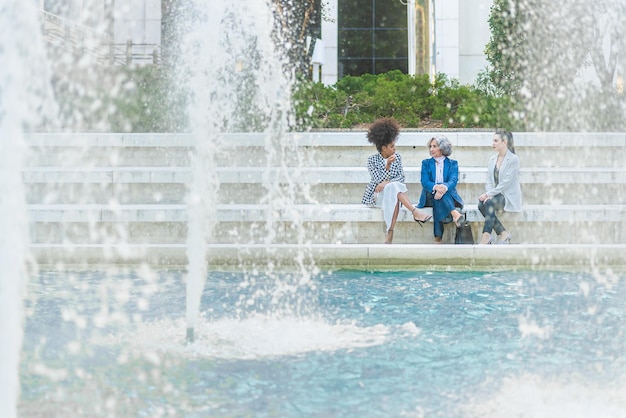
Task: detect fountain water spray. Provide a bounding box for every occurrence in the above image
[180,0,314,342]
[487,0,626,131]
[0,2,56,416]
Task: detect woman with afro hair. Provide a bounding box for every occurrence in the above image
[362,118,431,244]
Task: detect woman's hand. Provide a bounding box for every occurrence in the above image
[433,184,447,200]
[385,153,397,170]
[478,193,490,202]
[375,181,389,193]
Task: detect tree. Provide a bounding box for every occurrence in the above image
[271,0,322,78]
[485,0,626,131]
[162,0,322,78]
[484,0,523,96]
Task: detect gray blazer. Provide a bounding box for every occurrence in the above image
[486,150,522,212]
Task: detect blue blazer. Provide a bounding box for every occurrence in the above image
[418,157,464,208]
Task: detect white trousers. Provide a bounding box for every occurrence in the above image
[375,181,408,233]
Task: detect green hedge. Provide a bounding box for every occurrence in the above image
[50,65,513,132]
[49,64,187,133]
[293,70,515,130]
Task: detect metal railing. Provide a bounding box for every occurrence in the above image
[108,41,161,65]
[41,10,161,66]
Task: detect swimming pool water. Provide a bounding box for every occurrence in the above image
[19,269,626,417]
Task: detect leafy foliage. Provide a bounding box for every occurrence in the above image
[294,71,515,130]
[50,63,188,133]
[271,0,322,77]
[484,0,626,131]
[109,66,188,132]
[50,65,515,133]
[484,0,522,97]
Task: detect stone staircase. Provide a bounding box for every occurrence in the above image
[24,132,626,269]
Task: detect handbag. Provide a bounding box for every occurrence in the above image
[454,214,474,244]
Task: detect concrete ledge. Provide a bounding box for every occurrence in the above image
[26,133,195,147]
[26,203,626,224]
[23,132,626,264]
[22,166,626,185]
[25,132,626,148]
[31,243,626,270]
[28,204,187,222]
[23,167,192,183]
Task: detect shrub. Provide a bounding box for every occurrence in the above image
[49,63,188,133]
[49,64,514,132]
[293,71,515,130]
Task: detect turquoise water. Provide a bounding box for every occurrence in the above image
[20,269,626,417]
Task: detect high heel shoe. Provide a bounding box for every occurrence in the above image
[384,229,394,244]
[453,215,465,228]
[479,233,494,245]
[412,209,432,227]
[497,233,512,245]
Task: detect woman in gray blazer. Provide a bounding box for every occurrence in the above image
[478,130,522,244]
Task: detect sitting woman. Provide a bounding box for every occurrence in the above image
[417,136,465,243]
[478,129,522,244]
[361,118,431,244]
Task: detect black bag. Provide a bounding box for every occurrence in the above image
[454,214,474,244]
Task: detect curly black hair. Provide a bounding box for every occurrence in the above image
[366,118,400,152]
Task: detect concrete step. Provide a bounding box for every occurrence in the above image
[28,203,626,245]
[24,166,625,184]
[22,132,626,268]
[24,181,621,206]
[26,133,194,167]
[23,167,190,204]
[30,243,626,270]
[26,132,626,168]
[29,203,624,223]
[23,166,626,205]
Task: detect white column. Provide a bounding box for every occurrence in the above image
[407,0,416,75]
[321,0,338,85]
[311,39,325,82]
[433,0,459,80]
[429,0,436,81]
[458,0,493,84]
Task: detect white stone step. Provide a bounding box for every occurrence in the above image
[29,243,626,269]
[23,166,626,184]
[26,131,626,148]
[27,203,626,223]
[23,167,192,183]
[23,166,625,207]
[21,132,626,266]
[26,132,626,168]
[27,203,626,246]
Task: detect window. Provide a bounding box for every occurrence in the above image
[338,0,408,77]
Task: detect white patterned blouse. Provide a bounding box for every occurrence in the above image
[361,152,406,206]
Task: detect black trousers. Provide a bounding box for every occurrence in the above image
[478,193,507,235]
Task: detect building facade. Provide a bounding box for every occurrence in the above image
[35,0,492,84]
[318,0,494,85]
